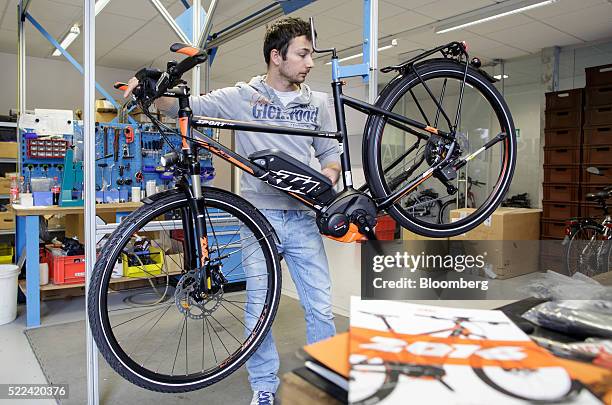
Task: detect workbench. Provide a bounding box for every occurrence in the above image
[12,202,143,327]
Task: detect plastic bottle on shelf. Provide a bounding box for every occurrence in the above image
[51,177,61,205]
[9,175,19,204]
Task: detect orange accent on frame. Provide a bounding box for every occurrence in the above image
[425,126,439,134]
[176,46,199,57]
[200,236,209,262]
[179,117,189,149]
[324,223,367,243]
[198,141,254,174]
[288,192,314,207]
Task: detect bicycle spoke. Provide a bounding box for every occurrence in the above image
[171,316,186,375]
[220,302,252,334]
[204,316,217,364]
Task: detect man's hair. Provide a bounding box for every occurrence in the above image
[263,17,313,66]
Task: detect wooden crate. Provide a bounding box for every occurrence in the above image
[584,126,612,145]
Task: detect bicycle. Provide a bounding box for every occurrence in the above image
[350,311,582,404]
[402,188,441,224]
[438,175,486,224]
[564,167,612,278]
[88,18,516,393]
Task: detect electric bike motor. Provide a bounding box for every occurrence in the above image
[316,190,378,239]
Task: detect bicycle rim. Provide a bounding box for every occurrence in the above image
[88,188,281,392]
[365,60,516,237]
[566,224,610,277]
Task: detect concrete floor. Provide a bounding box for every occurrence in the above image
[0,292,350,405]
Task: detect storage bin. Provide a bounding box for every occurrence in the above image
[545,109,582,129]
[122,247,164,278]
[542,201,581,220]
[375,215,397,240]
[584,126,612,145]
[544,128,581,147]
[45,248,85,285]
[583,145,612,165]
[543,147,581,165]
[0,245,13,264]
[542,183,580,201]
[586,64,612,87]
[33,191,53,206]
[543,165,581,183]
[581,184,609,201]
[545,89,583,110]
[586,85,612,107]
[583,164,612,184]
[540,219,567,239]
[585,106,612,126]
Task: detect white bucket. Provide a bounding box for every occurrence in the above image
[0,264,20,325]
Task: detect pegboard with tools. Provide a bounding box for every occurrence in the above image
[93,123,214,203]
[19,122,215,204]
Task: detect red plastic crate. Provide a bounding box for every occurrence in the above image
[375,215,397,240]
[45,248,85,285]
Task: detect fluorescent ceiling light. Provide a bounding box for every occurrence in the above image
[95,0,112,16]
[436,0,557,34]
[326,39,398,65]
[493,74,509,79]
[52,24,80,56]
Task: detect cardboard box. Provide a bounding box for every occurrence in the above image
[0,142,18,158]
[402,228,448,241]
[0,177,11,194]
[450,207,542,240]
[0,211,15,230]
[450,208,542,279]
[95,99,117,113]
[95,111,117,123]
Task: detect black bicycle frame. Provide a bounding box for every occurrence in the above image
[180,80,455,214]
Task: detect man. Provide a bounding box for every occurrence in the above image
[124,17,339,405]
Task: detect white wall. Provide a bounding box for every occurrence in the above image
[0,51,136,114]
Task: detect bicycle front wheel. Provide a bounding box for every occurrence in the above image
[364,59,517,237]
[565,224,611,277]
[88,187,281,392]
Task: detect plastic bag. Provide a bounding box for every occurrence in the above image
[522,300,612,338]
[519,270,612,301]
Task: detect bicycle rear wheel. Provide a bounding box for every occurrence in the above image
[88,187,281,392]
[364,59,516,237]
[565,224,611,277]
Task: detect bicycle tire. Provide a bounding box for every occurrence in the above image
[565,223,610,277]
[88,187,281,393]
[363,59,517,237]
[438,200,456,225]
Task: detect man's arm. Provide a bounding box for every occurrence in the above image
[122,77,235,118]
[313,94,341,186]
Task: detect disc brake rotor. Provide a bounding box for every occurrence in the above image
[174,270,223,319]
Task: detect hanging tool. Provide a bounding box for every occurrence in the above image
[113,128,120,162]
[124,126,134,143]
[98,163,108,191]
[135,171,143,183]
[122,144,134,159]
[103,127,109,156]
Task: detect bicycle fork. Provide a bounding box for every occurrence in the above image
[178,100,214,294]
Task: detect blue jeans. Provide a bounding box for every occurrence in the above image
[240,209,336,394]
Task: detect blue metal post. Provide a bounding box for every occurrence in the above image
[25,215,40,327]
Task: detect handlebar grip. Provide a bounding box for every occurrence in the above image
[114,82,128,91]
[170,42,205,57]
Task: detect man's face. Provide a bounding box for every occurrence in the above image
[277,35,314,85]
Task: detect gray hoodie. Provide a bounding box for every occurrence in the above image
[164,75,340,210]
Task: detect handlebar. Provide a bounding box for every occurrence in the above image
[117,42,208,106]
